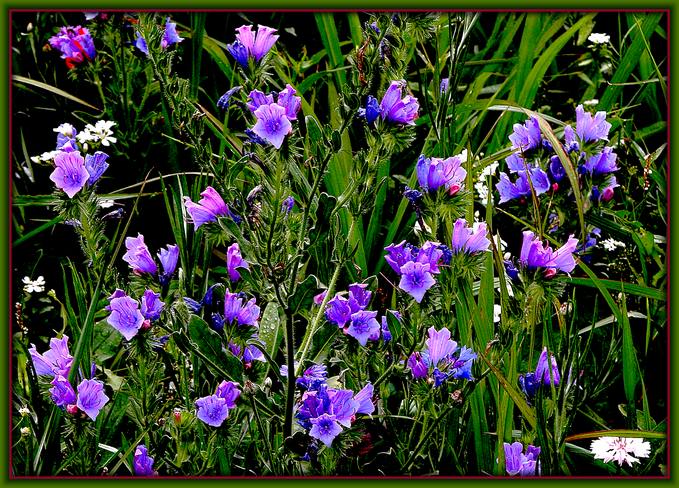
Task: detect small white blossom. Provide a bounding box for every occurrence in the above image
[588,33,610,45]
[30,150,61,163]
[19,407,30,417]
[493,304,501,323]
[590,437,651,466]
[583,99,599,106]
[77,120,117,147]
[20,427,31,437]
[98,199,115,209]
[601,238,626,251]
[600,62,613,74]
[22,276,45,293]
[53,123,77,138]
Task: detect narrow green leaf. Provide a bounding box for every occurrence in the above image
[13,75,101,111]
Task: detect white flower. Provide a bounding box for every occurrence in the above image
[588,33,610,45]
[53,123,76,138]
[20,427,31,437]
[602,238,626,251]
[583,99,599,106]
[98,199,115,209]
[493,304,501,323]
[19,406,30,416]
[22,276,45,293]
[77,120,117,147]
[30,150,61,163]
[590,437,651,466]
[600,62,613,74]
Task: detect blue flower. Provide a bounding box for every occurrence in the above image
[504,442,541,476]
[379,81,419,125]
[346,310,380,346]
[359,95,380,124]
[133,445,155,476]
[574,104,611,143]
[282,196,295,214]
[398,261,436,303]
[227,24,279,67]
[217,86,242,109]
[309,413,343,447]
[581,146,618,175]
[509,117,542,153]
[84,151,109,185]
[226,242,249,282]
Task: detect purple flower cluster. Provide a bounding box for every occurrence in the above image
[416,154,466,195]
[184,186,240,230]
[407,327,477,387]
[29,335,73,377]
[519,347,561,398]
[50,375,109,421]
[106,288,165,340]
[122,234,178,284]
[450,218,491,255]
[221,289,260,329]
[324,283,395,345]
[195,381,241,427]
[247,85,301,149]
[49,25,96,68]
[133,444,156,476]
[504,442,541,476]
[384,241,446,303]
[519,231,578,277]
[135,17,183,56]
[49,151,109,198]
[361,80,419,125]
[227,24,279,68]
[295,378,375,447]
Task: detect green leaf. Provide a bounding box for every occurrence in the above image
[12,75,101,111]
[565,429,665,442]
[289,274,320,315]
[259,301,283,359]
[620,295,641,406]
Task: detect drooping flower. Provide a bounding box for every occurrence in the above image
[49,375,77,407]
[49,25,96,68]
[84,151,109,185]
[107,294,145,340]
[450,218,491,255]
[134,33,149,55]
[227,24,279,67]
[49,151,90,198]
[252,103,293,149]
[133,444,156,476]
[519,231,579,275]
[140,289,164,321]
[379,81,419,125]
[416,154,466,194]
[504,442,541,476]
[183,186,232,229]
[398,261,436,303]
[590,437,651,466]
[226,243,249,282]
[29,335,73,377]
[122,234,158,275]
[76,378,109,420]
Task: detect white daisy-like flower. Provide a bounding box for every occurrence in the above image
[590,437,651,466]
[588,33,610,45]
[30,150,61,163]
[601,238,626,251]
[77,120,117,147]
[22,276,46,293]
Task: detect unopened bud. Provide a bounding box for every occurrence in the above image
[66,404,78,415]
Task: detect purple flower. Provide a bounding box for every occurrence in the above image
[282,196,295,214]
[360,95,380,124]
[50,375,76,407]
[123,234,158,275]
[574,104,611,143]
[581,146,618,175]
[309,413,343,447]
[407,352,428,379]
[504,442,540,476]
[398,261,436,303]
[237,298,260,327]
[325,295,353,327]
[348,283,372,310]
[353,383,375,415]
[415,241,444,274]
[313,290,328,306]
[379,81,419,125]
[496,167,550,204]
[295,364,328,390]
[107,294,145,340]
[252,103,292,149]
[247,89,275,112]
[519,231,579,275]
[384,241,415,274]
[534,347,560,386]
[49,25,96,68]
[425,326,457,365]
[440,78,450,94]
[228,24,279,67]
[133,445,155,476]
[563,125,580,153]
[29,335,73,377]
[450,218,491,254]
[346,310,380,346]
[183,186,231,229]
[416,154,466,194]
[509,117,542,153]
[223,289,243,324]
[226,243,249,282]
[157,244,179,281]
[217,86,242,109]
[49,151,89,198]
[84,151,109,185]
[184,297,202,313]
[379,314,393,342]
[215,380,241,409]
[161,18,183,49]
[140,289,164,321]
[195,394,229,427]
[277,84,302,121]
[548,156,566,182]
[450,346,477,381]
[134,32,148,55]
[518,372,539,398]
[76,378,109,420]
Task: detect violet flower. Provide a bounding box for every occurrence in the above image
[379,81,419,125]
[504,442,541,476]
[195,395,229,427]
[509,117,542,153]
[157,244,179,283]
[84,151,109,185]
[49,25,96,68]
[227,24,279,67]
[574,104,611,143]
[252,103,293,149]
[416,154,466,195]
[140,289,164,321]
[29,335,73,377]
[534,347,561,386]
[160,18,183,49]
[122,234,158,275]
[76,378,109,420]
[50,375,77,407]
[226,242,249,282]
[398,261,436,303]
[133,444,155,476]
[107,294,145,340]
[581,146,618,175]
[519,231,579,276]
[496,167,551,204]
[49,151,90,198]
[359,95,380,124]
[346,310,380,346]
[217,86,242,110]
[451,218,491,255]
[183,186,232,229]
[309,413,343,447]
